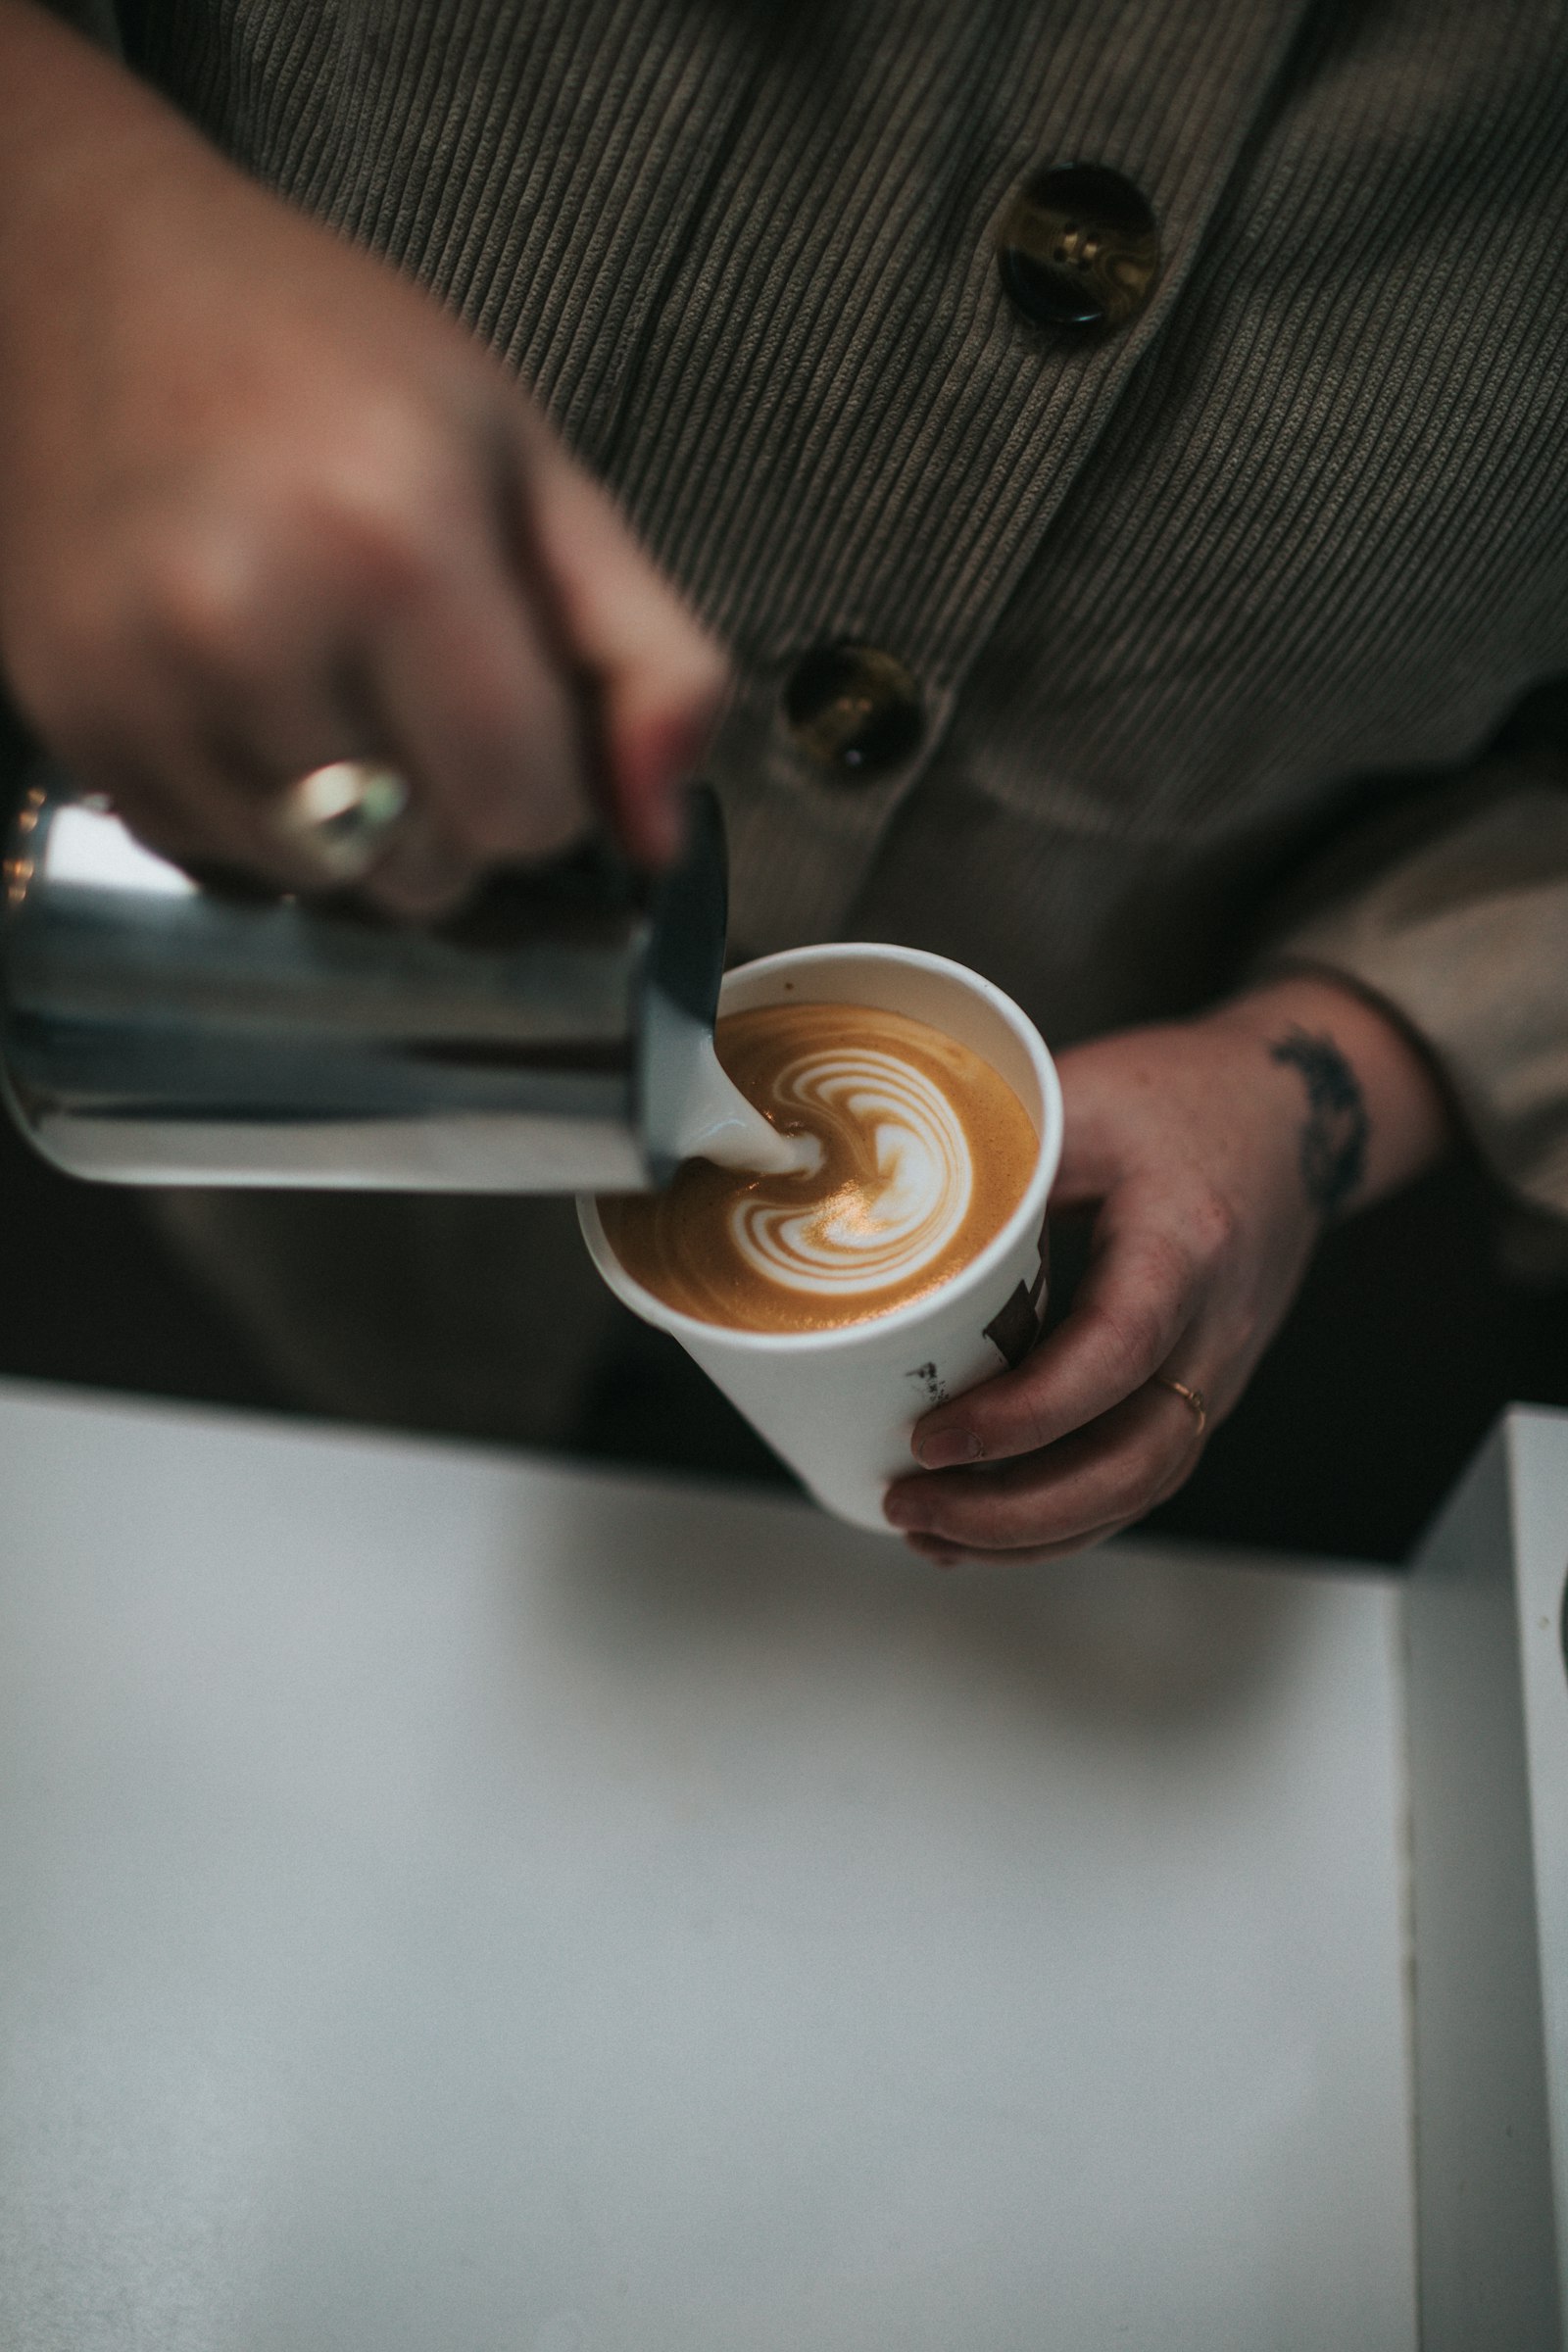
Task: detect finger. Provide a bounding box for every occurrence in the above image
[912,1173,1203,1469]
[889,1383,1203,1550]
[176,643,416,892]
[57,716,338,895]
[71,682,481,918]
[518,424,730,867]
[345,796,483,920]
[904,1375,1207,1562]
[63,579,406,895]
[163,601,494,912]
[905,1514,1134,1568]
[367,543,590,873]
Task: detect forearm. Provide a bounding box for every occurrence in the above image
[1250,762,1568,1224]
[1204,972,1452,1217]
[0,0,224,451]
[0,0,195,252]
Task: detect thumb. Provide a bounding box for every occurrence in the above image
[519,419,731,866]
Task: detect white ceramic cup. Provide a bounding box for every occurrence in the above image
[578,944,1063,1532]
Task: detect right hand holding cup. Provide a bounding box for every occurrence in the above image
[885,977,1451,1563]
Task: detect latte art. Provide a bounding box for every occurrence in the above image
[729,1047,972,1294]
[601,1002,1039,1333]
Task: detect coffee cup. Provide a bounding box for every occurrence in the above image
[578,944,1063,1533]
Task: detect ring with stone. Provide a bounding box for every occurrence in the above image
[269,759,412,886]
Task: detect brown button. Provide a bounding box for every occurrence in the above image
[783,643,924,778]
[997,163,1159,333]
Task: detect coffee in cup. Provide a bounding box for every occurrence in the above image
[598,1002,1038,1333]
[579,944,1062,1531]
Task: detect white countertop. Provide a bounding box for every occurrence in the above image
[0,1381,1417,2351]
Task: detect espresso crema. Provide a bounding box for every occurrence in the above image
[600,1001,1039,1332]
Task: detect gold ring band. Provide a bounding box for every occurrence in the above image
[1152,1375,1208,1436]
[270,760,412,885]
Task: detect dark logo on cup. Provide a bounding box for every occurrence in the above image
[982,1212,1050,1370]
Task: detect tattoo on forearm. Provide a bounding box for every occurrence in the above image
[1268,1028,1368,1220]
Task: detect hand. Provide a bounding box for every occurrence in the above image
[884,975,1451,1565]
[0,0,726,914]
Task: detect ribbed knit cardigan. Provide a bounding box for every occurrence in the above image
[47,0,1568,1212]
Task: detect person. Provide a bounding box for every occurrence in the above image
[2,0,1564,1563]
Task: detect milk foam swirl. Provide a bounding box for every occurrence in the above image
[598,1001,1038,1335]
[729,1047,972,1296]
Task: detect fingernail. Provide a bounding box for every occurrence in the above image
[916,1428,983,1471]
[883,1495,922,1531]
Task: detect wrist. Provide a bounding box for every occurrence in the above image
[1201,970,1452,1214]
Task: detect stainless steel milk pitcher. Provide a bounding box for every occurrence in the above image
[0,767,730,1193]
